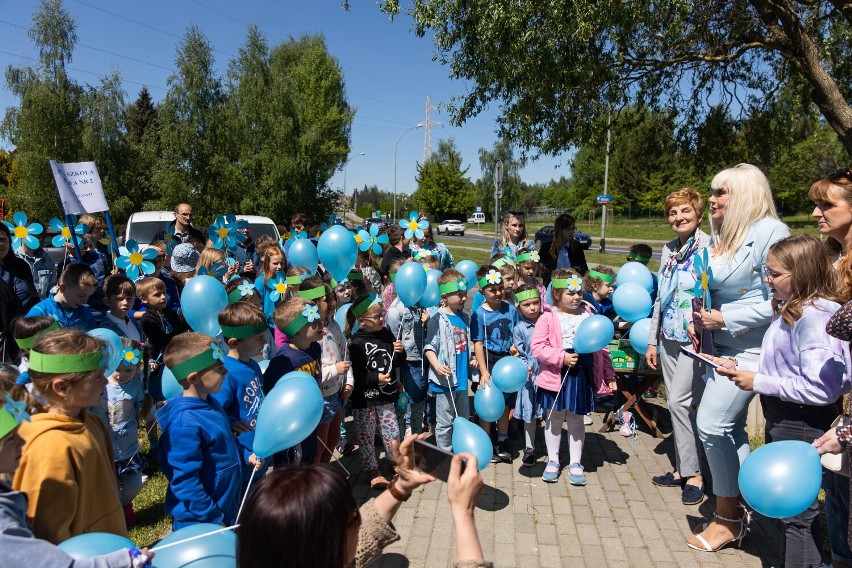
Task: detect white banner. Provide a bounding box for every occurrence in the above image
[50,160,109,214]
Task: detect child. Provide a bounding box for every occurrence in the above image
[711,235,850,558]
[13,328,127,542]
[149,240,181,316]
[15,226,57,300]
[298,276,350,463]
[255,244,286,328]
[138,277,186,403]
[381,260,404,316]
[211,303,268,493]
[423,270,476,451]
[471,264,519,463]
[156,331,243,529]
[100,274,143,343]
[345,293,404,488]
[355,250,383,295]
[226,277,262,308]
[515,250,547,307]
[531,268,615,485]
[104,338,147,528]
[169,243,199,293]
[471,254,516,313]
[513,283,543,466]
[26,263,98,330]
[57,234,109,321]
[197,246,238,283]
[0,386,151,566]
[263,297,324,465]
[582,265,616,318]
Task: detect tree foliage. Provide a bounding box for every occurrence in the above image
[415,139,474,220]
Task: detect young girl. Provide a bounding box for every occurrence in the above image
[197,246,238,283]
[381,261,404,316]
[531,268,615,485]
[255,244,286,328]
[345,293,404,488]
[355,250,383,295]
[513,283,543,466]
[515,250,547,306]
[13,328,127,543]
[582,265,616,318]
[714,235,850,560]
[11,316,58,396]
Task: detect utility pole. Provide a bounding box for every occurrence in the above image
[493,160,504,241]
[599,112,612,254]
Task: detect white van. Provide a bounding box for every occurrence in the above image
[124,211,280,246]
[467,212,486,224]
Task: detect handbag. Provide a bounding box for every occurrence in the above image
[821,415,850,478]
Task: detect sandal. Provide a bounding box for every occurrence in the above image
[542,461,560,483]
[681,483,705,505]
[692,506,750,535]
[568,462,586,486]
[686,513,748,552]
[651,472,684,487]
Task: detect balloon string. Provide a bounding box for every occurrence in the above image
[236,463,260,522]
[318,437,351,477]
[546,366,572,422]
[149,524,240,552]
[444,368,458,418]
[123,421,159,472]
[396,320,404,341]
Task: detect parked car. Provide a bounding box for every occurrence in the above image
[534,225,592,249]
[124,211,280,247]
[437,219,465,236]
[467,212,486,224]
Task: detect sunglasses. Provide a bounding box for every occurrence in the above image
[825,168,852,180]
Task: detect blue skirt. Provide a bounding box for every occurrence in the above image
[537,356,594,415]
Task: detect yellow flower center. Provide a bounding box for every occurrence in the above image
[354,235,363,244]
[62,227,71,239]
[701,273,709,288]
[218,227,229,238]
[129,252,143,265]
[276,283,287,293]
[124,352,134,361]
[408,221,418,230]
[13,226,28,238]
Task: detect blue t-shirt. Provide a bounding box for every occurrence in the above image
[106,378,146,461]
[470,301,518,354]
[429,312,469,393]
[212,356,265,464]
[262,342,322,394]
[470,290,484,314]
[26,297,97,330]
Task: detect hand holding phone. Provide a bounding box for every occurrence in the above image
[678,345,721,369]
[413,439,465,482]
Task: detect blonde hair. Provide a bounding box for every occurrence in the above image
[273,297,311,335]
[197,247,226,272]
[28,329,105,400]
[135,277,165,301]
[710,164,779,258]
[499,212,527,248]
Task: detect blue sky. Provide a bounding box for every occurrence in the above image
[0,1,572,208]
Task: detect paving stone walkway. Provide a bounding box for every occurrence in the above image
[338,402,785,568]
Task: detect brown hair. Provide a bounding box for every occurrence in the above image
[386,225,405,246]
[162,331,216,371]
[344,293,381,338]
[12,316,57,351]
[219,302,266,329]
[60,263,97,288]
[663,187,706,219]
[78,214,104,231]
[583,265,614,291]
[299,276,334,311]
[438,268,465,287]
[262,245,286,284]
[1,362,43,414]
[28,329,105,400]
[103,274,135,299]
[273,297,311,335]
[550,268,583,305]
[254,235,276,259]
[549,214,577,259]
[197,247,226,272]
[226,277,262,307]
[768,235,844,326]
[290,213,309,228]
[810,172,852,298]
[135,277,165,301]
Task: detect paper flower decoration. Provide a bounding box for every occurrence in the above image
[198,261,227,278]
[266,274,288,302]
[399,211,429,240]
[320,214,338,233]
[48,218,88,248]
[302,304,320,323]
[397,391,410,409]
[567,275,583,291]
[529,251,540,263]
[238,282,255,297]
[211,342,225,362]
[163,228,177,254]
[485,269,502,285]
[357,223,389,255]
[692,248,713,310]
[3,394,30,423]
[456,278,468,291]
[3,212,43,250]
[116,240,157,280]
[121,346,141,366]
[208,215,244,250]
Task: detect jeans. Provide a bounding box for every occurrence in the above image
[399,362,426,435]
[659,338,706,477]
[824,468,852,565]
[435,389,469,451]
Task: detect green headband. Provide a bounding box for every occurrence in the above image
[439,278,468,295]
[628,253,651,263]
[492,257,515,269]
[28,349,103,374]
[0,395,29,439]
[515,251,539,264]
[588,269,613,283]
[352,294,381,318]
[286,275,306,285]
[221,323,267,340]
[282,304,322,337]
[346,271,363,281]
[14,320,60,350]
[298,285,327,300]
[389,273,396,283]
[170,344,224,382]
[551,276,583,292]
[478,269,503,289]
[516,289,541,302]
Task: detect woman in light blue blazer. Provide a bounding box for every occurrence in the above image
[687,164,789,552]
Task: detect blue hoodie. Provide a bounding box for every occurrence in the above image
[156,396,241,530]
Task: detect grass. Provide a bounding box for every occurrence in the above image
[127,437,171,547]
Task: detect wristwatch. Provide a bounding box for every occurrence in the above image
[387,474,411,502]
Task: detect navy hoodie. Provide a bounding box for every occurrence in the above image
[156,396,241,529]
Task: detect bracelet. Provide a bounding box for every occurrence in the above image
[836,424,852,449]
[387,474,412,502]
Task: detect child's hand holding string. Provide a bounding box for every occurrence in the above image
[230,421,252,436]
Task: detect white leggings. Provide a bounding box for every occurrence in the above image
[544,410,584,465]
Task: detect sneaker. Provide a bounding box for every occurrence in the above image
[583,413,593,426]
[522,448,537,466]
[404,426,412,438]
[491,448,501,463]
[568,463,587,486]
[643,386,657,399]
[497,439,512,463]
[542,461,560,483]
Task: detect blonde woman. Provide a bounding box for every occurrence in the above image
[687,164,789,552]
[490,211,534,258]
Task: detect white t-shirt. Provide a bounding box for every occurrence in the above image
[556,310,589,350]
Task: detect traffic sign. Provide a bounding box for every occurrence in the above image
[596,194,613,204]
[476,206,482,213]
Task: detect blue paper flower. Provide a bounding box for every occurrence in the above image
[198,261,227,278]
[116,240,158,280]
[397,391,410,409]
[399,211,429,240]
[163,228,177,254]
[208,215,245,250]
[302,304,320,323]
[121,346,141,366]
[2,212,44,250]
[238,283,255,297]
[47,218,88,248]
[210,342,225,362]
[320,213,338,234]
[266,274,288,302]
[692,248,713,310]
[357,223,389,255]
[456,278,468,291]
[3,394,30,423]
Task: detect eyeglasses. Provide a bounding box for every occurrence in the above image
[762,264,790,279]
[825,169,852,181]
[360,313,383,321]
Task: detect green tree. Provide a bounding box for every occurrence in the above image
[126,86,158,144]
[474,138,526,215]
[414,139,474,220]
[125,88,161,216]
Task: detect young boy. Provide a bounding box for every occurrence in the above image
[99,274,143,342]
[470,253,516,314]
[582,265,616,318]
[471,263,519,463]
[211,302,268,494]
[386,284,429,437]
[156,332,243,529]
[139,277,187,402]
[26,263,97,330]
[423,269,477,451]
[263,296,324,465]
[513,283,543,466]
[150,240,181,316]
[15,226,57,300]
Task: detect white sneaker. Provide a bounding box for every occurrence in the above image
[583,413,593,426]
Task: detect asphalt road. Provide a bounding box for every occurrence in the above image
[451,231,663,262]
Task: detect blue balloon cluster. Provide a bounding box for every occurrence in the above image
[491,356,527,393]
[738,440,822,519]
[253,371,324,459]
[182,275,228,337]
[627,318,653,355]
[574,315,614,354]
[152,523,236,568]
[419,269,442,308]
[612,282,652,323]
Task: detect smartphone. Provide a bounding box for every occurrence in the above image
[678,345,720,369]
[413,439,465,482]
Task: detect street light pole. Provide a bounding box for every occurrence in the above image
[342,152,366,219]
[394,123,426,222]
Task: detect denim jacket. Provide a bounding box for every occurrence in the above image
[423,309,470,389]
[385,298,425,361]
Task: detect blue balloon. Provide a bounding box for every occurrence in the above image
[544,282,553,305]
[627,318,653,355]
[455,260,479,287]
[616,262,654,293]
[161,365,183,399]
[59,532,135,559]
[739,440,822,519]
[395,261,427,307]
[317,225,357,283]
[88,328,122,377]
[452,417,492,471]
[253,372,323,459]
[288,239,318,276]
[573,315,615,354]
[474,382,505,422]
[491,356,528,393]
[257,359,270,374]
[151,523,236,568]
[418,269,442,308]
[181,275,228,336]
[612,282,653,323]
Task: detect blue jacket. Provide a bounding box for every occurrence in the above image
[26,297,97,330]
[212,356,265,466]
[15,247,57,300]
[156,396,242,529]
